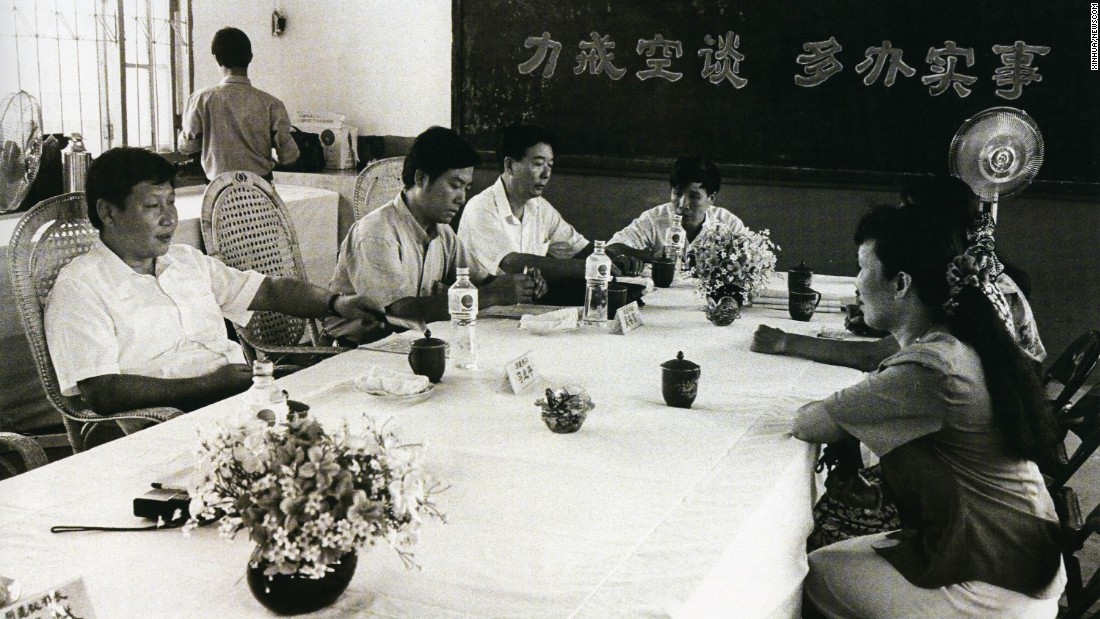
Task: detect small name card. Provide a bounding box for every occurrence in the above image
[1,577,96,619]
[504,350,540,394]
[613,301,643,335]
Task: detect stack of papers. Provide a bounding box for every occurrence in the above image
[753,272,857,313]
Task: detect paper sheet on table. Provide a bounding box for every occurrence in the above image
[358,332,421,355]
[760,272,858,303]
[481,304,563,319]
[519,307,579,334]
[818,327,882,342]
[614,275,653,291]
[354,365,430,395]
[753,299,847,313]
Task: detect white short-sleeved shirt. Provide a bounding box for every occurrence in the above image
[458,177,588,276]
[325,193,471,336]
[608,201,746,260]
[45,241,265,396]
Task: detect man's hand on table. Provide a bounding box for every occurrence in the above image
[211,363,255,390]
[483,273,538,305]
[611,254,645,276]
[750,324,789,355]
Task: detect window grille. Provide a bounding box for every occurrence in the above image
[0,0,192,155]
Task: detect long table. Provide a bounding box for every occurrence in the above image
[0,183,339,434]
[0,283,863,617]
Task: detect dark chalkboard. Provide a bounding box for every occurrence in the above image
[454,1,1098,189]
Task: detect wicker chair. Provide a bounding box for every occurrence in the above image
[351,156,405,221]
[200,171,350,365]
[0,431,48,479]
[8,193,183,453]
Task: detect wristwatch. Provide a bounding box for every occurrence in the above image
[327,293,344,318]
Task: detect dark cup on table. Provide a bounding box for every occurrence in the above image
[650,259,676,288]
[788,261,813,291]
[607,283,629,319]
[789,288,822,321]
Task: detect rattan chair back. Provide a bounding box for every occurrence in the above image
[8,193,182,452]
[352,156,404,221]
[200,171,323,363]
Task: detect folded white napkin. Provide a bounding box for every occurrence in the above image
[354,365,430,395]
[519,307,580,334]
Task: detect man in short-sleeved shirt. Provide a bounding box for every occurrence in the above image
[179,27,298,180]
[44,147,380,420]
[48,241,263,397]
[325,127,541,344]
[607,156,744,274]
[459,125,625,282]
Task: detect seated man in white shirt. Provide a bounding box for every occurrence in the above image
[324,126,544,344]
[44,147,383,421]
[606,156,746,275]
[458,124,626,286]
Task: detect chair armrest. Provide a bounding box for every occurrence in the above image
[0,432,48,471]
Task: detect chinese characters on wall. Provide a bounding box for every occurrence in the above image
[518,31,1049,99]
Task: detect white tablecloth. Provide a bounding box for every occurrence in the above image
[174,183,339,287]
[0,284,863,618]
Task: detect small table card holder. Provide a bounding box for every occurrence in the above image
[0,577,96,619]
[504,350,541,394]
[610,301,643,335]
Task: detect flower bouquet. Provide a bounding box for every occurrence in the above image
[687,224,780,308]
[184,412,444,612]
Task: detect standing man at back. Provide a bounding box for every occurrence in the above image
[179,27,299,181]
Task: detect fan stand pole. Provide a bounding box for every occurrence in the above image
[979,198,999,225]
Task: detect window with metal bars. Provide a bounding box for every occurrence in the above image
[0,0,192,155]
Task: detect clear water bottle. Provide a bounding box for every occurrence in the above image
[664,213,686,273]
[245,358,288,423]
[583,240,612,325]
[448,267,479,370]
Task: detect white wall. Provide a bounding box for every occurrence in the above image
[191,0,451,136]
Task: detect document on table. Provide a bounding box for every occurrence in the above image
[360,333,450,356]
[480,304,565,319]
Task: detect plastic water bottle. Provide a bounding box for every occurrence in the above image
[583,241,612,325]
[448,267,479,370]
[664,213,686,273]
[245,358,288,423]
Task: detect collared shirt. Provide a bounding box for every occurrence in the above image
[179,75,299,179]
[325,193,472,337]
[458,177,588,276]
[45,241,265,397]
[608,201,746,260]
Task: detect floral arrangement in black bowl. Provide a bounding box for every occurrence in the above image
[536,386,595,434]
